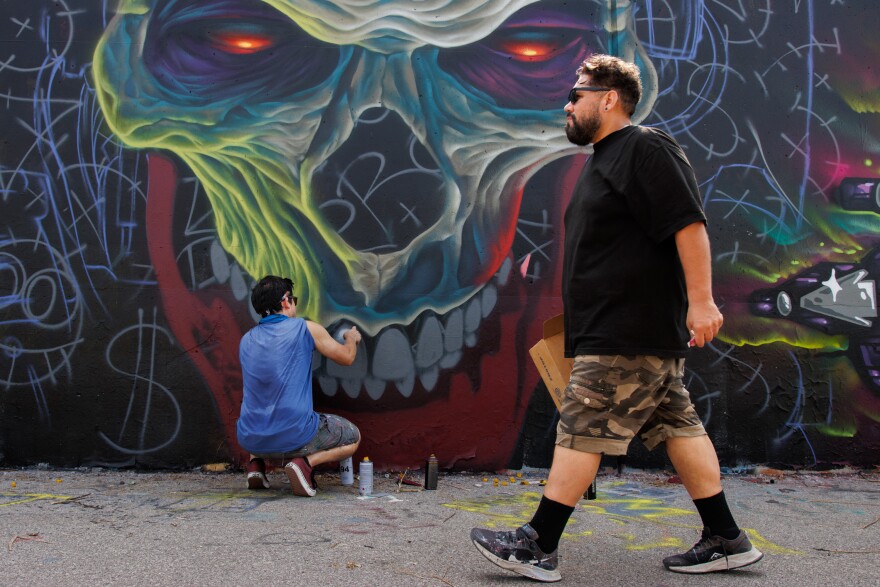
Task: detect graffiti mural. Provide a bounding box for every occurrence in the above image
[1,0,878,470]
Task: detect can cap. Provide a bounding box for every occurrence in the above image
[362,456,371,462]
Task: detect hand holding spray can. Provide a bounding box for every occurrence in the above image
[339,456,354,486]
[358,457,373,496]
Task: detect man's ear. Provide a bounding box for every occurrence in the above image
[605,90,619,111]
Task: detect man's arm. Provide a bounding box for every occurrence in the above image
[307,321,361,365]
[674,221,723,348]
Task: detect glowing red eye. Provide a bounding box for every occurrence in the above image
[497,40,559,62]
[209,32,275,54]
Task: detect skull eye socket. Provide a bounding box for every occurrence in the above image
[144,0,341,103]
[436,0,605,110]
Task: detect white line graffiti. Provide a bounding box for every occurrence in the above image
[99,307,182,455]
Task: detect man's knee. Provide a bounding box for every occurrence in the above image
[338,420,360,452]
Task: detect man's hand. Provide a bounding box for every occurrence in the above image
[674,222,722,349]
[686,299,723,348]
[343,326,362,345]
[308,322,360,366]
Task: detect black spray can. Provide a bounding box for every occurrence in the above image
[585,478,597,500]
[424,454,439,490]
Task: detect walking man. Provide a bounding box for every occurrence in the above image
[238,275,362,496]
[470,54,763,582]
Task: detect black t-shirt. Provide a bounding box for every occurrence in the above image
[562,125,707,358]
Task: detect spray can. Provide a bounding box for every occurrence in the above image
[358,456,373,496]
[424,454,439,490]
[339,456,354,486]
[585,478,597,500]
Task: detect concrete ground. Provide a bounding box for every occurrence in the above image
[1,465,878,586]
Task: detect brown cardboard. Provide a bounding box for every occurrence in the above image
[528,314,572,410]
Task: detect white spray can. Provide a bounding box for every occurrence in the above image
[339,456,354,486]
[358,456,373,496]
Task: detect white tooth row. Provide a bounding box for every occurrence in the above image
[315,257,512,400]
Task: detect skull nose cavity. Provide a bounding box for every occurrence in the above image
[311,108,445,253]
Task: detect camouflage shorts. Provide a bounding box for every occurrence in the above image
[556,355,706,455]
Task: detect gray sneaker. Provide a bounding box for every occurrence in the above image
[470,524,561,582]
[663,527,764,573]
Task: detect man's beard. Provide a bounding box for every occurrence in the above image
[565,108,601,146]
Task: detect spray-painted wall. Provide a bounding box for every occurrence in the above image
[2,1,878,471]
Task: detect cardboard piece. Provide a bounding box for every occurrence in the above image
[528,314,573,410]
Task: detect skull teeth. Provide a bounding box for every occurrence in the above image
[314,256,510,400]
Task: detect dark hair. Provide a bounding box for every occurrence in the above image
[251,275,294,317]
[576,54,642,117]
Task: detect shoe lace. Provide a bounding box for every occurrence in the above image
[691,532,723,554]
[514,528,546,555]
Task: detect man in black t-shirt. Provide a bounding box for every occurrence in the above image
[470,55,764,582]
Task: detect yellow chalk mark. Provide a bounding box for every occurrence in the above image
[443,492,543,528]
[580,496,697,520]
[610,532,687,551]
[743,528,801,555]
[562,529,593,540]
[0,492,72,506]
[626,536,686,551]
[589,511,701,531]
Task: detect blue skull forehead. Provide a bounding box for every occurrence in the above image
[265,0,540,53]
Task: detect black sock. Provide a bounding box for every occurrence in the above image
[693,491,740,539]
[528,496,575,553]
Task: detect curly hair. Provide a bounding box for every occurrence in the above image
[576,54,642,117]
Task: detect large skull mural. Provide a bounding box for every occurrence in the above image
[92,0,656,466]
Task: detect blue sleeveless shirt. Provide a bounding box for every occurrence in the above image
[237,315,319,454]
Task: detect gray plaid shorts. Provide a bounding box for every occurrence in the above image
[252,414,360,459]
[556,355,706,455]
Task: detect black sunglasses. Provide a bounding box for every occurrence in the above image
[567,86,611,104]
[282,293,298,306]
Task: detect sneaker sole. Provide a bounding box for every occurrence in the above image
[284,462,316,497]
[246,472,269,490]
[666,548,764,574]
[472,539,561,583]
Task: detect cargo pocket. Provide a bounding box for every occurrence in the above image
[565,377,615,410]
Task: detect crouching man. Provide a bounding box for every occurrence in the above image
[237,275,362,496]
